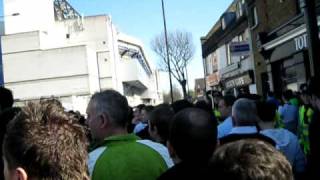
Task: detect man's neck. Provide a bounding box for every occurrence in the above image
[259,122,274,130]
[100,128,128,142]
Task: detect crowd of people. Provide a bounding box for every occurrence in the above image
[0,76,319,180]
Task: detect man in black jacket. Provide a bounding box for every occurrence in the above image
[158,108,217,180]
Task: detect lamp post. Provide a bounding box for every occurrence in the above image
[161,0,174,103]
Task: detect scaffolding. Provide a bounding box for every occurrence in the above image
[54,0,81,21]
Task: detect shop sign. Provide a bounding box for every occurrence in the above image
[206,73,219,86]
[294,34,307,51]
[224,73,252,89]
[230,41,250,57]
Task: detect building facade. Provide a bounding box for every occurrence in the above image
[248,0,320,97]
[201,0,257,97]
[1,0,162,113]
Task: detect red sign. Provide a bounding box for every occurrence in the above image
[206,73,219,86]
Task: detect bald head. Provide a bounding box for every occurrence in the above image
[169,108,217,162]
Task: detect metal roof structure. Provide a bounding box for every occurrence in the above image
[54,0,81,21]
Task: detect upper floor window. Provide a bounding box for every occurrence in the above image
[249,6,258,29]
[236,0,245,18]
[226,42,232,65]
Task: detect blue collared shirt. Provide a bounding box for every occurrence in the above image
[217,116,233,139]
[229,126,258,135]
[261,128,306,173]
[278,104,299,134]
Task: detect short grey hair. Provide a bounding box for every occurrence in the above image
[90,90,129,128]
[232,98,258,126]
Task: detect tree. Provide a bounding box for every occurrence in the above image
[151,30,195,99]
[162,86,182,103]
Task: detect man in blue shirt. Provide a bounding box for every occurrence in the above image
[257,101,306,176]
[279,90,299,134]
[217,95,236,139]
[219,98,275,147]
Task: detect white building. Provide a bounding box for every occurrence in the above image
[1,0,162,113]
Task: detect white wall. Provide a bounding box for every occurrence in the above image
[4,0,55,34]
[3,45,91,99]
[86,47,101,94]
[1,31,41,53]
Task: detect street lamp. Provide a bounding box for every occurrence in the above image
[161,0,174,103]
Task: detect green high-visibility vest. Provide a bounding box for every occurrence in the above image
[298,105,314,155]
[275,111,284,128]
[214,109,222,123]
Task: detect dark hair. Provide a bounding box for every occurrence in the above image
[0,107,21,180]
[237,94,262,102]
[283,90,294,101]
[136,104,146,112]
[221,95,236,107]
[169,108,217,162]
[256,101,277,122]
[267,91,275,97]
[149,104,174,144]
[194,100,212,113]
[3,101,89,179]
[90,90,129,128]
[0,87,13,111]
[142,105,154,113]
[210,139,293,180]
[171,100,194,113]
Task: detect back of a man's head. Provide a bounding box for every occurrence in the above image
[283,90,294,101]
[0,87,13,111]
[210,139,293,180]
[3,101,89,180]
[256,101,277,123]
[149,104,174,144]
[171,99,194,113]
[169,108,217,162]
[232,98,258,126]
[90,90,129,128]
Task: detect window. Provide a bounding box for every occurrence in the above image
[226,42,232,65]
[236,0,244,18]
[206,55,213,75]
[249,6,258,28]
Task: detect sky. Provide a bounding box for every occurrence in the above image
[0,0,233,93]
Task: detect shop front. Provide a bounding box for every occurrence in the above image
[262,28,311,96]
[221,70,255,96]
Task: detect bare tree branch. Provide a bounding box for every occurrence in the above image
[151,30,195,99]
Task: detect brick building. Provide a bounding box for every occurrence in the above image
[248,0,320,96]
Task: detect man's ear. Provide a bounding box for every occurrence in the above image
[15,167,28,180]
[99,113,110,129]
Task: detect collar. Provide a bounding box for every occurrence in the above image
[105,133,140,142]
[230,126,258,134]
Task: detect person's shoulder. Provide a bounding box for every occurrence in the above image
[157,162,209,180]
[220,133,276,147]
[137,139,174,168]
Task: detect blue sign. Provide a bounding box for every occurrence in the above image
[230,41,250,57]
